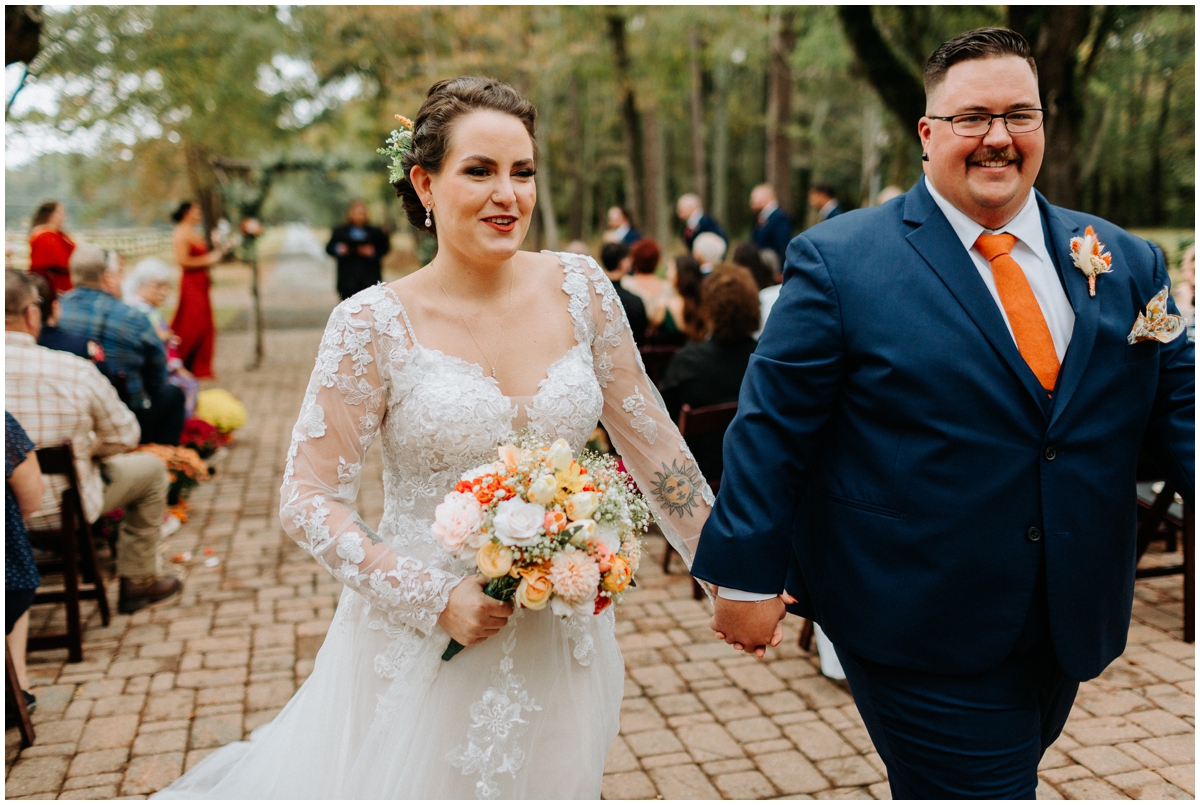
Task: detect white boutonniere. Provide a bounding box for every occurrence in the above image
[1128,287,1186,345]
[1069,225,1113,297]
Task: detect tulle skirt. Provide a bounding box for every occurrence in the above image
[154,586,623,799]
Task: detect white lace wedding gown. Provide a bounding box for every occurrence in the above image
[156,252,712,799]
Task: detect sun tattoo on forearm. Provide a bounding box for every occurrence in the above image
[651,460,702,517]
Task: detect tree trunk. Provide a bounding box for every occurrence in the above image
[1009,7,1090,209]
[711,59,731,230]
[836,7,924,147]
[766,8,797,214]
[607,14,645,230]
[566,72,585,241]
[536,75,559,250]
[688,26,707,205]
[186,141,222,242]
[642,104,669,247]
[1147,73,1172,226]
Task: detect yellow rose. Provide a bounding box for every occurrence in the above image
[565,491,599,521]
[515,571,553,610]
[476,541,514,579]
[601,554,632,593]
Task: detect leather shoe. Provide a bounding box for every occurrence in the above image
[118,575,182,614]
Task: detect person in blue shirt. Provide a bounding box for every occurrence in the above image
[6,412,44,710]
[59,246,185,445]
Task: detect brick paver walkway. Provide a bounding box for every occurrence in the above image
[5,326,1194,800]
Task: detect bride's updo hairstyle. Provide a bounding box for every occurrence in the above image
[393,76,538,237]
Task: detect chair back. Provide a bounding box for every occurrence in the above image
[638,345,680,385]
[30,443,87,538]
[677,402,738,494]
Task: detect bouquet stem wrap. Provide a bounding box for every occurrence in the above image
[442,576,519,661]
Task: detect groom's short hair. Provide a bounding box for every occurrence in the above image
[924,28,1037,94]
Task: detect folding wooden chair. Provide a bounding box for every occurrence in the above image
[26,443,111,663]
[665,402,739,600]
[5,635,35,748]
[638,345,680,386]
[1135,477,1194,644]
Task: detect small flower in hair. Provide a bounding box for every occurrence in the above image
[378,114,415,183]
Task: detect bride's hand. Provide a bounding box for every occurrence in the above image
[438,575,514,646]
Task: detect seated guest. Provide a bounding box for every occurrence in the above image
[59,246,185,445]
[731,242,782,339]
[599,242,647,344]
[29,272,111,374]
[6,269,181,614]
[123,258,201,419]
[692,232,727,274]
[659,254,706,343]
[6,411,44,711]
[659,264,760,482]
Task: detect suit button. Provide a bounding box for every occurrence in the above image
[1044,446,1057,461]
[1027,527,1043,542]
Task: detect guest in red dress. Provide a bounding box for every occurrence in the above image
[27,201,75,299]
[170,202,225,379]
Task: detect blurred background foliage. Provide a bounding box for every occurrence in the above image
[5,5,1194,250]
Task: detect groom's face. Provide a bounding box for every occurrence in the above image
[919,55,1044,230]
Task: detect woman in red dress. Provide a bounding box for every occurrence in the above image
[28,201,75,298]
[171,202,225,379]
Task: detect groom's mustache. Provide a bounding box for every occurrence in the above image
[967,148,1021,166]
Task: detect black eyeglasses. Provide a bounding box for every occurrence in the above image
[926,108,1045,137]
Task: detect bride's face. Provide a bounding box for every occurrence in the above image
[422,109,537,264]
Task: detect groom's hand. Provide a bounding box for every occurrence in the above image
[710,596,787,659]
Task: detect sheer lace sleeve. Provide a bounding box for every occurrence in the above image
[573,255,713,568]
[279,289,460,635]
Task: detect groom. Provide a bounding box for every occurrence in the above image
[691,27,1194,798]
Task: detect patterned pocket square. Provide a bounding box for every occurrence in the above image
[1127,287,1186,345]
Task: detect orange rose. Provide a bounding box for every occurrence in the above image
[515,570,552,610]
[477,542,514,579]
[543,510,567,535]
[601,554,632,593]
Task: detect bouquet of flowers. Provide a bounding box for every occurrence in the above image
[434,431,651,660]
[195,389,247,437]
[180,418,222,459]
[135,444,212,504]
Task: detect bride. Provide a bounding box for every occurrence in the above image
[156,76,714,799]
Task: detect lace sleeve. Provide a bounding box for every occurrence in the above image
[279,290,460,635]
[576,255,713,568]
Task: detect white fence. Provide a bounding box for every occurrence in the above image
[5,228,175,271]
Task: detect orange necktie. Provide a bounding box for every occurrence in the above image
[974,233,1060,392]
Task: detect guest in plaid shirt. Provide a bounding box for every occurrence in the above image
[6,269,182,614]
[59,246,186,445]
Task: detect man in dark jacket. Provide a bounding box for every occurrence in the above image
[326,200,391,300]
[749,184,794,268]
[599,242,647,344]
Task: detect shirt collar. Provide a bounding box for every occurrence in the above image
[686,210,703,229]
[819,199,838,217]
[924,176,1047,262]
[757,201,778,225]
[612,223,629,239]
[5,331,36,346]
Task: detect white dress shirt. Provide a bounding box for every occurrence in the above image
[717,178,1076,603]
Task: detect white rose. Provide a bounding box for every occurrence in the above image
[527,474,558,506]
[548,439,573,472]
[565,491,599,521]
[551,595,595,619]
[492,499,546,547]
[593,523,621,553]
[431,492,483,554]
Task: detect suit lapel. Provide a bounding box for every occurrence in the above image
[1041,196,1095,428]
[903,182,1052,416]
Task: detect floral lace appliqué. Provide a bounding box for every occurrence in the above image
[622,386,659,444]
[563,615,596,666]
[449,628,542,799]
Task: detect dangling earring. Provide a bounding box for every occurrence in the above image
[425,206,432,228]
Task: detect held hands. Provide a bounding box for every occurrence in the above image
[710,591,796,660]
[437,575,514,647]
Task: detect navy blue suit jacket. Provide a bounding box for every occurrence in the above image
[752,207,794,266]
[684,214,727,252]
[691,179,1194,681]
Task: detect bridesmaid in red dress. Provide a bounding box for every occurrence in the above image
[171,202,225,379]
[28,201,75,299]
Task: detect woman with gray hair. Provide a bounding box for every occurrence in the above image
[125,257,200,418]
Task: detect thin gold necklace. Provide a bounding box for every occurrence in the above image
[434,263,515,380]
